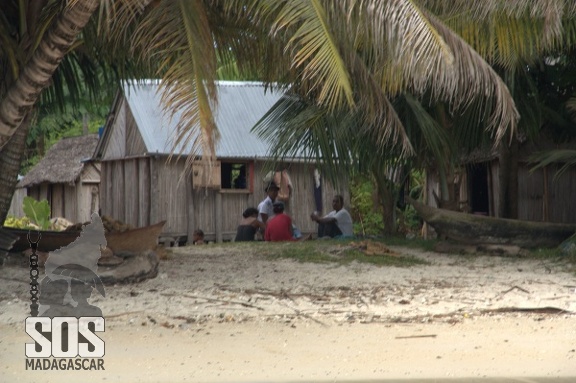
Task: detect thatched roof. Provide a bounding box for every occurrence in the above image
[19,134,99,188]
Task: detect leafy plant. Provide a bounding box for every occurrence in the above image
[350,176,384,236]
[22,196,51,230]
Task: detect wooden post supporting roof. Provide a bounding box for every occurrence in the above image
[215,192,223,243]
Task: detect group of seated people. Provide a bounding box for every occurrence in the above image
[234,182,353,242]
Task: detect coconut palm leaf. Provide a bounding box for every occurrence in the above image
[567,97,576,119]
[425,0,576,67]
[119,0,219,168]
[396,93,454,167]
[529,149,576,179]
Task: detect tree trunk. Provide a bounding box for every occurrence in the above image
[507,138,519,218]
[374,175,396,235]
[0,0,99,147]
[0,115,31,224]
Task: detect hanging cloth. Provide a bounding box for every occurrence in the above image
[274,170,293,202]
[313,168,323,213]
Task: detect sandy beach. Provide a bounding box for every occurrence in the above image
[1,241,576,382]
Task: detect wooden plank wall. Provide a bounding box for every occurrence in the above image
[517,165,545,221]
[125,112,147,157]
[426,160,576,224]
[518,164,576,224]
[101,157,156,229]
[111,161,125,222]
[8,188,26,217]
[219,192,253,237]
[124,159,140,225]
[154,157,187,234]
[51,184,64,218]
[27,183,80,223]
[487,161,499,217]
[192,189,216,238]
[138,159,151,227]
[549,166,576,223]
[100,158,349,242]
[78,164,101,223]
[62,184,77,222]
[190,162,348,241]
[76,183,97,223]
[102,99,126,160]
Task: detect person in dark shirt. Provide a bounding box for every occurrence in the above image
[235,207,266,242]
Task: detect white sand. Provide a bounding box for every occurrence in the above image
[1,242,576,382]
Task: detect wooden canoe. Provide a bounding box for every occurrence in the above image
[408,198,576,248]
[4,221,166,253]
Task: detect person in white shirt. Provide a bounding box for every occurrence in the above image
[310,195,354,238]
[258,182,280,224]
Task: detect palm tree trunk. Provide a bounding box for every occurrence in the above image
[373,174,396,235]
[0,0,99,147]
[0,115,31,224]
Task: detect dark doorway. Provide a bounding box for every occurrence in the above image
[467,162,490,215]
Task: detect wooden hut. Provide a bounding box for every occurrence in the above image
[18,134,100,223]
[94,81,348,243]
[424,138,576,224]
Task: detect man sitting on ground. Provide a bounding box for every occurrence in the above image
[265,201,295,242]
[264,202,311,242]
[310,195,354,238]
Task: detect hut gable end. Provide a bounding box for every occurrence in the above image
[99,81,287,159]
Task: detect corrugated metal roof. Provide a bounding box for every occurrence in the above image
[122,81,284,158]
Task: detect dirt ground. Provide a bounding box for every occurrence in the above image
[1,241,576,382]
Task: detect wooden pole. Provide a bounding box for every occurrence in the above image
[186,174,195,246]
[215,192,223,243]
[543,167,549,222]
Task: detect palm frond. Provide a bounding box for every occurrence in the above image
[566,97,576,120]
[422,0,576,67]
[253,95,360,186]
[397,93,454,167]
[125,0,219,169]
[529,149,576,179]
[264,0,355,110]
[422,13,519,144]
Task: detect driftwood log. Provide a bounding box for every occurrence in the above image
[408,197,576,249]
[98,250,159,285]
[2,249,159,285]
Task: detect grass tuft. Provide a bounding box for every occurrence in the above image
[263,239,429,267]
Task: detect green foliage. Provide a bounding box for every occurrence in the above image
[22,196,51,230]
[350,176,384,236]
[22,113,105,174]
[381,235,439,252]
[350,170,425,236]
[397,169,425,233]
[397,204,421,233]
[254,240,429,267]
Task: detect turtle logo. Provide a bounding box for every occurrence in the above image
[25,214,106,368]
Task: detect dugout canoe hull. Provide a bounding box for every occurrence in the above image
[4,221,166,253]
